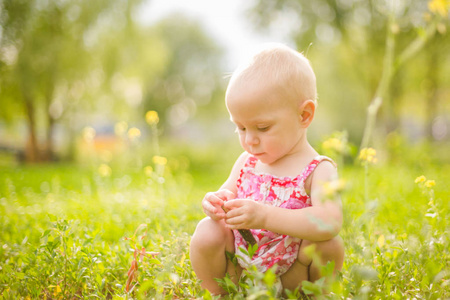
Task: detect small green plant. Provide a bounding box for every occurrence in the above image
[215,242,341,299]
[358,147,377,203]
[124,224,160,294]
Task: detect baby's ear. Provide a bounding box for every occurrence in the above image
[299,100,316,128]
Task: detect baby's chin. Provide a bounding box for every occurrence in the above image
[252,153,278,165]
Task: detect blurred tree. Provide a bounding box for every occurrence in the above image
[72,2,170,127]
[85,12,226,147]
[0,0,144,162]
[142,14,225,129]
[246,0,449,142]
[0,1,227,163]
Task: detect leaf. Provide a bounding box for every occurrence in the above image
[126,260,138,293]
[148,258,161,265]
[223,276,238,293]
[248,242,259,259]
[238,246,250,257]
[47,214,57,222]
[41,229,52,239]
[352,266,378,281]
[263,268,276,287]
[320,260,335,277]
[202,290,213,300]
[377,234,385,248]
[301,280,322,295]
[77,267,88,281]
[179,252,186,267]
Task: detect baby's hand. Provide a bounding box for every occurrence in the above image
[202,189,235,221]
[223,199,267,230]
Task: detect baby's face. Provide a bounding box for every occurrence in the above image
[226,80,306,165]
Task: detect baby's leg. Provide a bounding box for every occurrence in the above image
[190,217,242,295]
[280,236,344,292]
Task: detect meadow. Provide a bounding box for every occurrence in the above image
[0,139,449,299]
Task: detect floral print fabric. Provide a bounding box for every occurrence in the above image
[233,155,334,275]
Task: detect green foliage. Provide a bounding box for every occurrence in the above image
[0,161,202,298]
[0,0,226,162]
[0,142,449,298]
[248,0,450,144]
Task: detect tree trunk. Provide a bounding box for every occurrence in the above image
[44,115,55,161]
[23,93,40,163]
[425,47,438,142]
[43,78,56,161]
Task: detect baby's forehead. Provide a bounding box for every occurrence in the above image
[227,46,316,104]
[226,77,298,113]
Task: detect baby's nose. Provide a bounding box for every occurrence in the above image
[245,132,259,145]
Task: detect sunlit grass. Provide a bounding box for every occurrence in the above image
[0,143,449,298]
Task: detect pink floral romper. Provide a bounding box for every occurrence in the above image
[233,155,335,276]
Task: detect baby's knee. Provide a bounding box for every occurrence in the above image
[297,236,344,267]
[317,235,344,260]
[190,217,233,253]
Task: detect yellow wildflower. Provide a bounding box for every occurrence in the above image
[153,155,167,166]
[98,164,112,177]
[428,0,449,17]
[322,138,343,153]
[367,148,376,157]
[367,155,378,164]
[425,180,436,188]
[359,147,377,164]
[53,285,61,297]
[144,166,153,177]
[323,179,347,198]
[128,127,141,140]
[415,175,426,183]
[146,110,159,125]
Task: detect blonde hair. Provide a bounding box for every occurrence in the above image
[227,43,317,105]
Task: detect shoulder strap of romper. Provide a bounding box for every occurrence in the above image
[300,155,337,182]
[244,155,258,168]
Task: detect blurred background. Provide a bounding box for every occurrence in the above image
[0,0,449,166]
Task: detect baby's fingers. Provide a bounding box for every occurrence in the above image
[223,199,247,210]
[216,189,236,201]
[205,192,225,206]
[225,214,246,230]
[202,198,225,220]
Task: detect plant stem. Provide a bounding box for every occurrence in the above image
[364,163,369,202]
[152,123,160,156]
[360,14,395,151]
[359,13,438,151]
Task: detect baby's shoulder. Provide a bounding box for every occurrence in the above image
[311,158,338,182]
[228,152,252,177]
[304,157,337,191]
[236,151,252,166]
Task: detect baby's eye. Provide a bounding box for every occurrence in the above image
[257,126,270,132]
[235,127,246,133]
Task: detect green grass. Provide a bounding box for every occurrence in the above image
[0,144,449,299]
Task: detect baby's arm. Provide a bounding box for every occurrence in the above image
[201,152,250,220]
[224,161,343,241]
